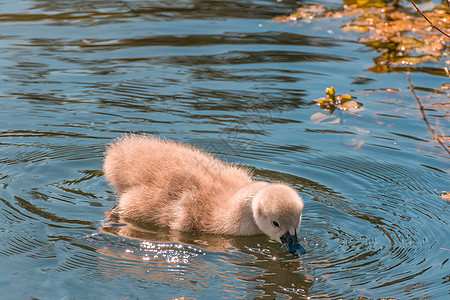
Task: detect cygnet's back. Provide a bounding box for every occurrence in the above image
[103,135,253,232]
[104,135,251,192]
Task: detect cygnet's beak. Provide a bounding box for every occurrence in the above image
[280,230,306,255]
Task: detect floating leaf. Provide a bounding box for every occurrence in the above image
[342,24,370,33]
[339,100,364,112]
[347,0,391,8]
[343,94,352,99]
[440,83,450,90]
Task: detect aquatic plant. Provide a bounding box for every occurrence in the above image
[274,1,450,73]
[314,86,362,115]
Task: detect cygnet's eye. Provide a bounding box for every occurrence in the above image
[272,221,280,228]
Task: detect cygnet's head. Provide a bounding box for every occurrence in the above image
[252,183,305,255]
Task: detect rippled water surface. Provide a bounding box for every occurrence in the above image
[1,0,449,299]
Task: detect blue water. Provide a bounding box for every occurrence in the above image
[0,0,449,298]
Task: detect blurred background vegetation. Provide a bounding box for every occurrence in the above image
[276,0,450,74]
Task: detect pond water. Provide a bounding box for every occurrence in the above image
[0,0,449,299]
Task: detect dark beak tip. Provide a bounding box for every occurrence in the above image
[291,244,306,255]
[286,241,306,255]
[281,231,306,256]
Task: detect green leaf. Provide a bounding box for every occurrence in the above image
[326,86,336,103]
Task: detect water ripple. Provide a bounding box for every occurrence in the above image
[295,155,450,297]
[0,0,448,298]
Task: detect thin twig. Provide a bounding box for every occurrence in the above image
[407,72,450,156]
[410,0,450,39]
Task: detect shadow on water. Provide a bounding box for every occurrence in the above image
[4,0,301,22]
[0,0,449,299]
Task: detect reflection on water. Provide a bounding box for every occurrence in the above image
[0,0,449,299]
[95,217,314,298]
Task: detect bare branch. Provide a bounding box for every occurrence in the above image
[410,0,450,39]
[406,72,450,156]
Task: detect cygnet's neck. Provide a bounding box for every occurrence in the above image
[214,181,269,236]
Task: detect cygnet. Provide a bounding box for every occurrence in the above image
[103,134,305,254]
